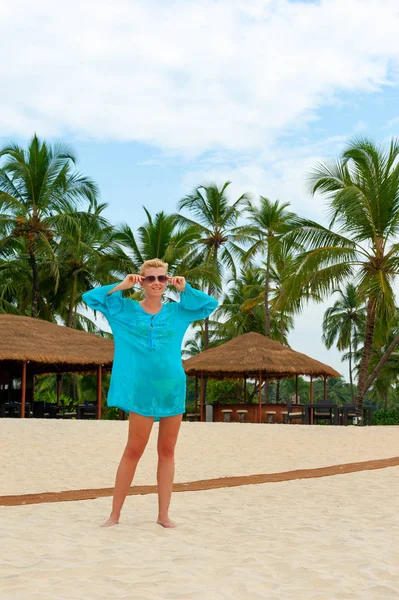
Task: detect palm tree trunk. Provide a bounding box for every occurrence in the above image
[263,248,271,404]
[364,331,399,392]
[264,249,271,338]
[29,251,39,318]
[204,317,209,351]
[355,298,376,412]
[66,275,77,327]
[349,339,355,403]
[202,283,212,413]
[204,282,212,351]
[276,314,284,403]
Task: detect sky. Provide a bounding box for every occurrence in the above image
[1,0,399,381]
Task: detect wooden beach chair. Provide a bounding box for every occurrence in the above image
[285,401,305,424]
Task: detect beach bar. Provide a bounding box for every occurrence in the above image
[183,332,340,423]
[0,314,114,418]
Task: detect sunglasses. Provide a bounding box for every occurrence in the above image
[142,275,168,284]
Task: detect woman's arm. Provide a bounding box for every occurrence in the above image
[82,274,142,317]
[177,281,218,323]
[82,283,125,317]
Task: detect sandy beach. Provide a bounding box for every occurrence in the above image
[1,421,399,599]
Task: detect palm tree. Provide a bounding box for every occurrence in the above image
[0,240,32,314]
[283,138,399,411]
[314,377,352,405]
[52,202,119,327]
[239,197,298,338]
[182,321,221,357]
[239,205,299,404]
[0,135,98,316]
[279,376,310,404]
[268,253,298,402]
[182,335,205,358]
[215,268,265,338]
[322,283,366,402]
[176,182,251,349]
[358,314,399,410]
[114,208,218,292]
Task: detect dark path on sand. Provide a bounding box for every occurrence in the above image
[1,456,399,507]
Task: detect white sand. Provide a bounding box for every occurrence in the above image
[1,421,399,599]
[2,421,399,495]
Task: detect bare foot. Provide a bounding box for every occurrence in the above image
[100,516,119,527]
[157,517,176,528]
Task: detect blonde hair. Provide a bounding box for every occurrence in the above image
[139,258,169,276]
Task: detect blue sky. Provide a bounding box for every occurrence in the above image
[1,0,399,380]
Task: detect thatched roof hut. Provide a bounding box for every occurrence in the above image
[184,332,340,379]
[0,314,114,375]
[0,314,114,418]
[183,332,340,422]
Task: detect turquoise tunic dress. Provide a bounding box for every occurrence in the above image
[82,283,217,420]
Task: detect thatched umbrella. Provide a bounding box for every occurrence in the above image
[0,314,114,418]
[183,332,340,422]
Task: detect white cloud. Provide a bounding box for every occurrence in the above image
[179,132,354,222]
[353,120,368,133]
[385,116,399,129]
[1,0,399,155]
[136,159,165,167]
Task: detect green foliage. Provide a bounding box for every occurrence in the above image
[34,373,111,407]
[372,408,399,425]
[185,377,196,403]
[113,208,216,288]
[278,377,310,403]
[176,182,251,290]
[275,376,354,405]
[103,406,121,420]
[212,268,265,341]
[185,377,243,406]
[237,197,301,338]
[33,390,74,407]
[313,377,353,404]
[0,135,99,318]
[322,284,366,352]
[206,379,242,404]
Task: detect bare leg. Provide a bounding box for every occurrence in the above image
[101,412,154,527]
[156,413,183,528]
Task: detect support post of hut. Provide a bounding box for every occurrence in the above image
[8,369,13,403]
[258,372,262,424]
[295,374,299,404]
[323,376,327,400]
[244,377,247,403]
[97,365,102,420]
[20,361,27,418]
[195,376,198,413]
[56,374,62,407]
[200,372,205,422]
[310,375,313,425]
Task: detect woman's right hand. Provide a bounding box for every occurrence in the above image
[122,274,143,289]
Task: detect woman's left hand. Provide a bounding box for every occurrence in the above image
[168,276,186,292]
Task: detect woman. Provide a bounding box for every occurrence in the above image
[82,258,218,528]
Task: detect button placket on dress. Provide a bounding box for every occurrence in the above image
[149,314,156,350]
